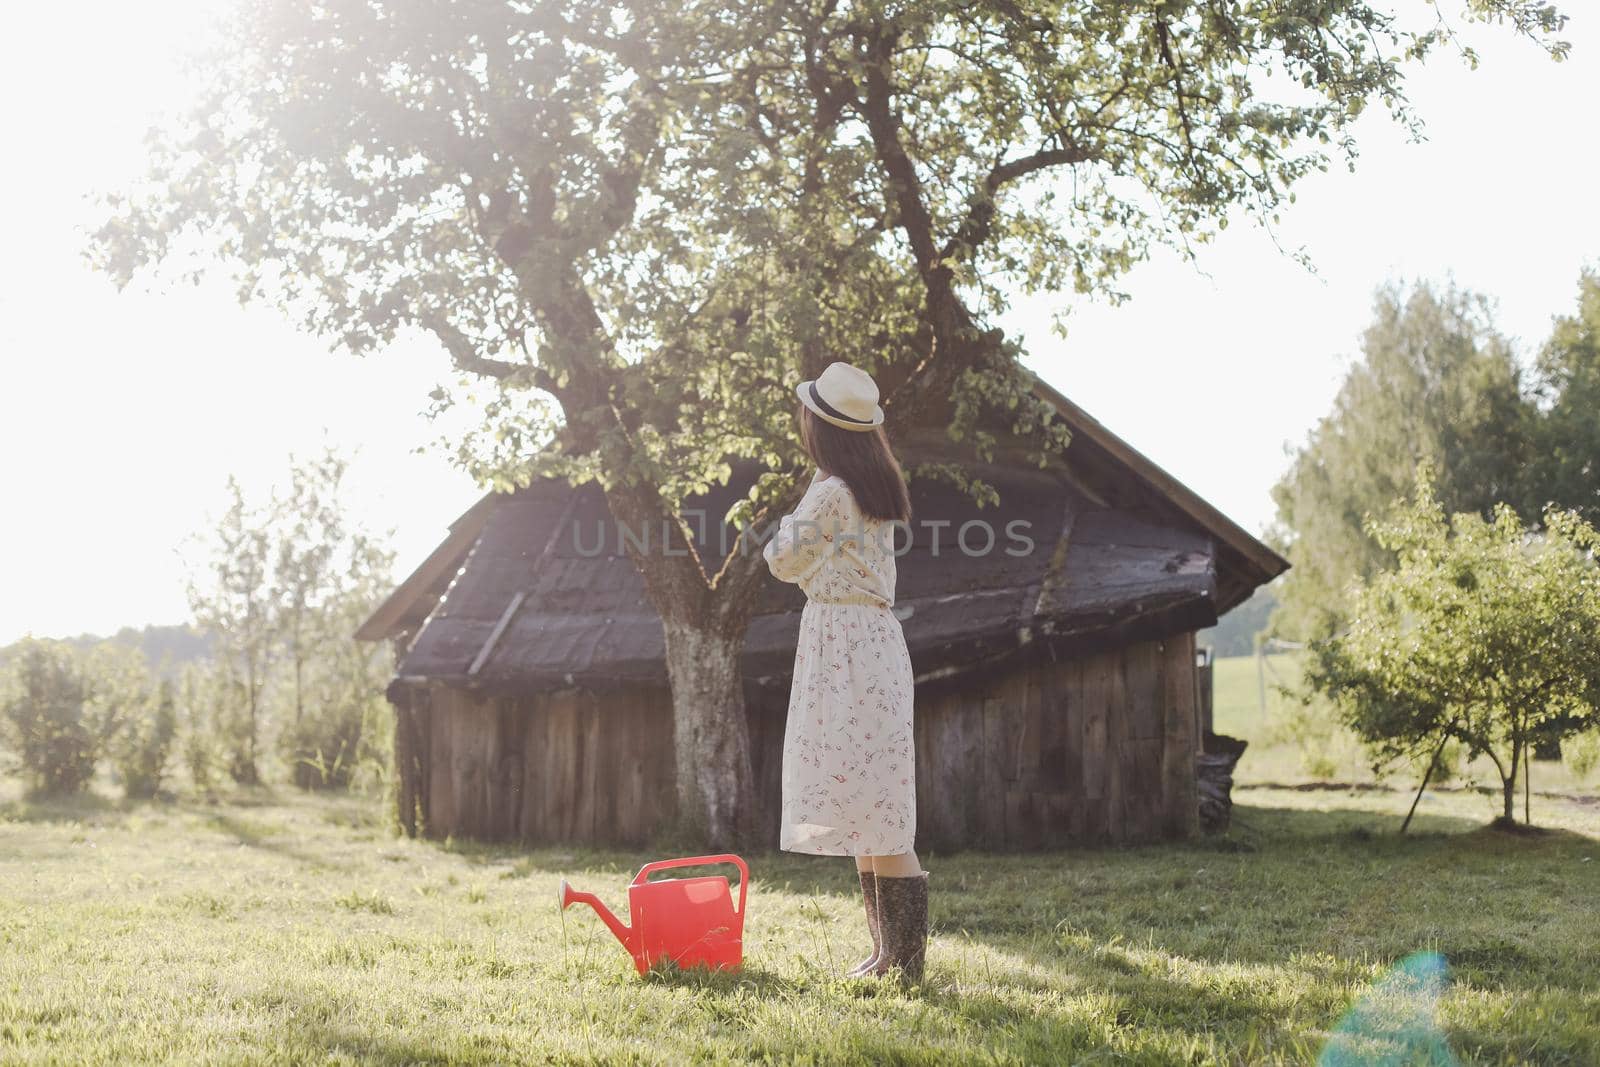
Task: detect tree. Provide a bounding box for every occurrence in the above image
[176,659,223,792]
[270,445,398,789]
[106,676,179,800]
[182,476,276,784]
[89,0,1569,847]
[1265,278,1542,641]
[1300,460,1600,828]
[269,443,348,735]
[280,576,396,791]
[175,447,398,791]
[0,638,97,796]
[1527,267,1600,529]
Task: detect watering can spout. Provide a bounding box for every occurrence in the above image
[559,879,637,956]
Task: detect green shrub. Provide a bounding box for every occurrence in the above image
[82,644,170,799]
[1561,729,1600,781]
[281,704,364,790]
[277,628,392,791]
[0,638,97,795]
[176,661,220,790]
[208,663,260,786]
[109,679,178,799]
[1301,462,1600,825]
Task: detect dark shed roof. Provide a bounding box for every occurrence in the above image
[362,377,1288,692]
[386,457,1219,692]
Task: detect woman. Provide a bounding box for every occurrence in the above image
[762,360,928,984]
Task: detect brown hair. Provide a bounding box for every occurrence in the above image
[798,402,913,524]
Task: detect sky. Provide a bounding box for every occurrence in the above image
[2,4,1597,646]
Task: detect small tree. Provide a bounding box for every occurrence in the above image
[269,444,347,734]
[85,643,178,800]
[1301,461,1600,828]
[280,573,395,791]
[176,660,221,792]
[107,678,179,800]
[182,476,276,785]
[0,638,97,795]
[268,445,398,790]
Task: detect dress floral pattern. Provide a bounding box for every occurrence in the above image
[763,469,916,856]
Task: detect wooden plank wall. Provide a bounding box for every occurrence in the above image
[914,631,1200,849]
[418,686,677,844]
[392,685,432,836]
[408,629,1202,849]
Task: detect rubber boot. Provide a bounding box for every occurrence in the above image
[865,870,928,985]
[845,869,881,977]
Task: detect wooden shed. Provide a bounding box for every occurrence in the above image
[357,378,1288,850]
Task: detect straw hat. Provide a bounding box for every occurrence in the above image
[796,361,885,431]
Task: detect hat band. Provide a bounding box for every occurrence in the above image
[809,381,873,425]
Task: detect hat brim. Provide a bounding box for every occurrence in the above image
[796,380,884,432]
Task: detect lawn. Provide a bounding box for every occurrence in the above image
[3,779,1597,1065]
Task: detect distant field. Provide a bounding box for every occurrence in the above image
[1210,653,1598,802]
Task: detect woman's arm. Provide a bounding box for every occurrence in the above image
[763,475,849,583]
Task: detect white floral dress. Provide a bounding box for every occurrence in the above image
[762,469,916,856]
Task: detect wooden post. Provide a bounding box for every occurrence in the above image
[393,685,418,836]
[1256,642,1267,725]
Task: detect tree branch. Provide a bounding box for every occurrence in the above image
[421,314,527,383]
[938,143,1091,265]
[857,23,942,277]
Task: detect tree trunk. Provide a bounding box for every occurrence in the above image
[1502,739,1520,822]
[592,470,783,854]
[660,618,761,851]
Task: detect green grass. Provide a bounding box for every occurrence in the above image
[3,783,1597,1064]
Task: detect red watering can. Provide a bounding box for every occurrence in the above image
[558,854,749,976]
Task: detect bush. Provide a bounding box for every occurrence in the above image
[203,659,260,786]
[280,688,391,791]
[177,661,222,791]
[281,704,364,790]
[1562,729,1600,782]
[0,638,97,795]
[108,679,178,799]
[82,644,173,799]
[172,655,260,787]
[1269,679,1363,780]
[276,596,393,791]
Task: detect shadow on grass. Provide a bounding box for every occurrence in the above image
[1227,799,1486,838]
[203,811,339,871]
[0,783,298,829]
[424,799,1588,904]
[0,789,153,828]
[0,792,104,820]
[638,961,803,995]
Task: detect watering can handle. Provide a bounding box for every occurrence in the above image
[632,854,750,916]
